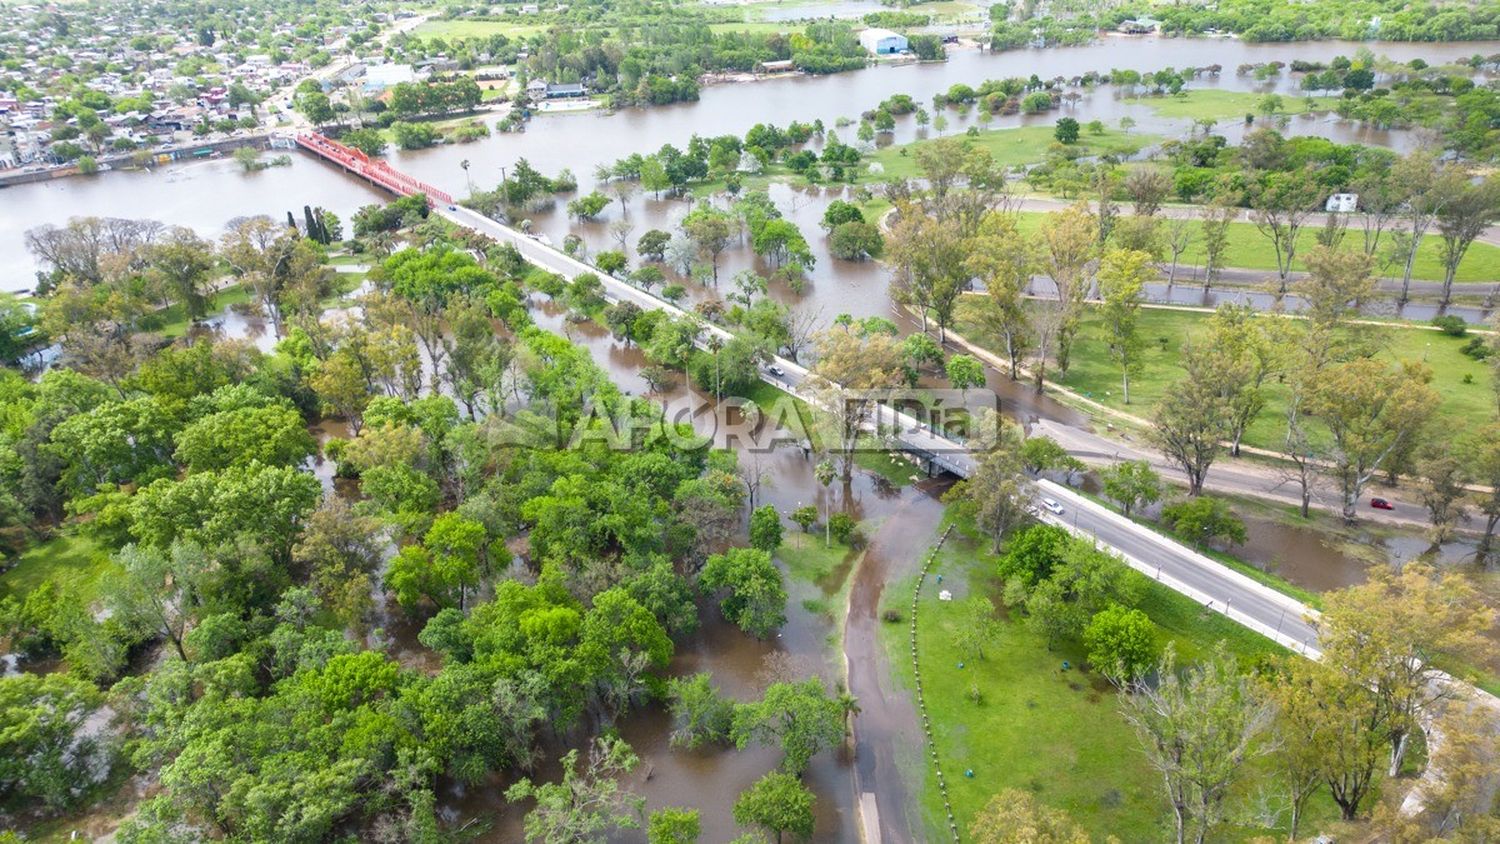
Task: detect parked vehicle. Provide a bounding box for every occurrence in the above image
[1041,497,1065,515]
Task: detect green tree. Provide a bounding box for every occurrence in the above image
[342,127,387,157]
[173,403,315,473]
[952,595,1003,660]
[945,353,985,396]
[1099,460,1163,518]
[108,541,211,662]
[749,505,783,552]
[1433,172,1500,307]
[637,229,671,261]
[996,524,1071,589]
[1054,116,1080,144]
[731,678,853,773]
[649,807,702,844]
[567,191,611,221]
[1307,359,1439,522]
[1120,646,1274,844]
[699,548,786,639]
[129,462,321,565]
[682,204,734,283]
[947,416,1028,552]
[1151,368,1230,496]
[1097,248,1150,404]
[666,672,734,749]
[828,221,883,261]
[505,736,646,843]
[1083,604,1157,684]
[732,771,815,843]
[0,672,106,809]
[293,497,383,631]
[1319,564,1494,778]
[296,90,334,125]
[1160,496,1247,547]
[821,200,864,230]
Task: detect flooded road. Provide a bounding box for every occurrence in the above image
[14,32,1500,836]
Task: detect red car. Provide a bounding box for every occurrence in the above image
[1370,497,1395,510]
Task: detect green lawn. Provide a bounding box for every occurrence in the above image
[1139,89,1339,122]
[777,531,855,584]
[0,532,112,606]
[411,18,550,39]
[1008,211,1500,284]
[870,125,1163,181]
[955,298,1498,452]
[706,21,805,35]
[879,515,1342,841]
[154,284,254,338]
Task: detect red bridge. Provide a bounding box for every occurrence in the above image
[295,132,453,206]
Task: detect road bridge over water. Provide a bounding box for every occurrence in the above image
[296,134,1331,843]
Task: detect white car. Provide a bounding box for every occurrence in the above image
[1041,497,1065,516]
[766,364,786,378]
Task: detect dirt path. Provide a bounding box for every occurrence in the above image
[843,481,951,843]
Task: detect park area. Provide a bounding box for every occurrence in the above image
[954,297,1498,452]
[1002,211,1500,284]
[870,125,1163,182]
[1140,89,1340,122]
[879,513,1348,841]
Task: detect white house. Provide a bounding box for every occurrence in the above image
[362,63,416,92]
[1326,192,1358,213]
[858,28,908,55]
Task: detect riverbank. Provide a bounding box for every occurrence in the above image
[0,134,277,190]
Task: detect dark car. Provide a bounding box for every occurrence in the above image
[1370,497,1395,510]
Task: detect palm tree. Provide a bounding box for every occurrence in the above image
[706,334,724,403]
[814,459,836,548]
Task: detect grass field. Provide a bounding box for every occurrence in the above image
[879,515,1346,841]
[955,298,1498,452]
[0,532,112,606]
[1139,89,1340,122]
[411,18,550,39]
[153,284,253,338]
[1007,210,1500,284]
[706,21,805,35]
[870,125,1164,181]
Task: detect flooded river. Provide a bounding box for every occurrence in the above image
[11,32,1498,838]
[7,36,1500,292]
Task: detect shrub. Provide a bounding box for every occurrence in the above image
[828,512,856,543]
[1431,315,1468,336]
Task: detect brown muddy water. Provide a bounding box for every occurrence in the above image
[8,37,1500,292]
[18,38,1497,820]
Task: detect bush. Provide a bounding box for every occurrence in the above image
[828,511,856,543]
[828,221,884,261]
[1431,315,1468,336]
[1461,336,1492,360]
[1160,496,1246,547]
[881,608,903,623]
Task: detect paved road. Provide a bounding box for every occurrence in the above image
[1012,194,1500,250]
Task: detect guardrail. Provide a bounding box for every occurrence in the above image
[295,132,453,206]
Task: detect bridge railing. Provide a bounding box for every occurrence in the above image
[294,132,453,206]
